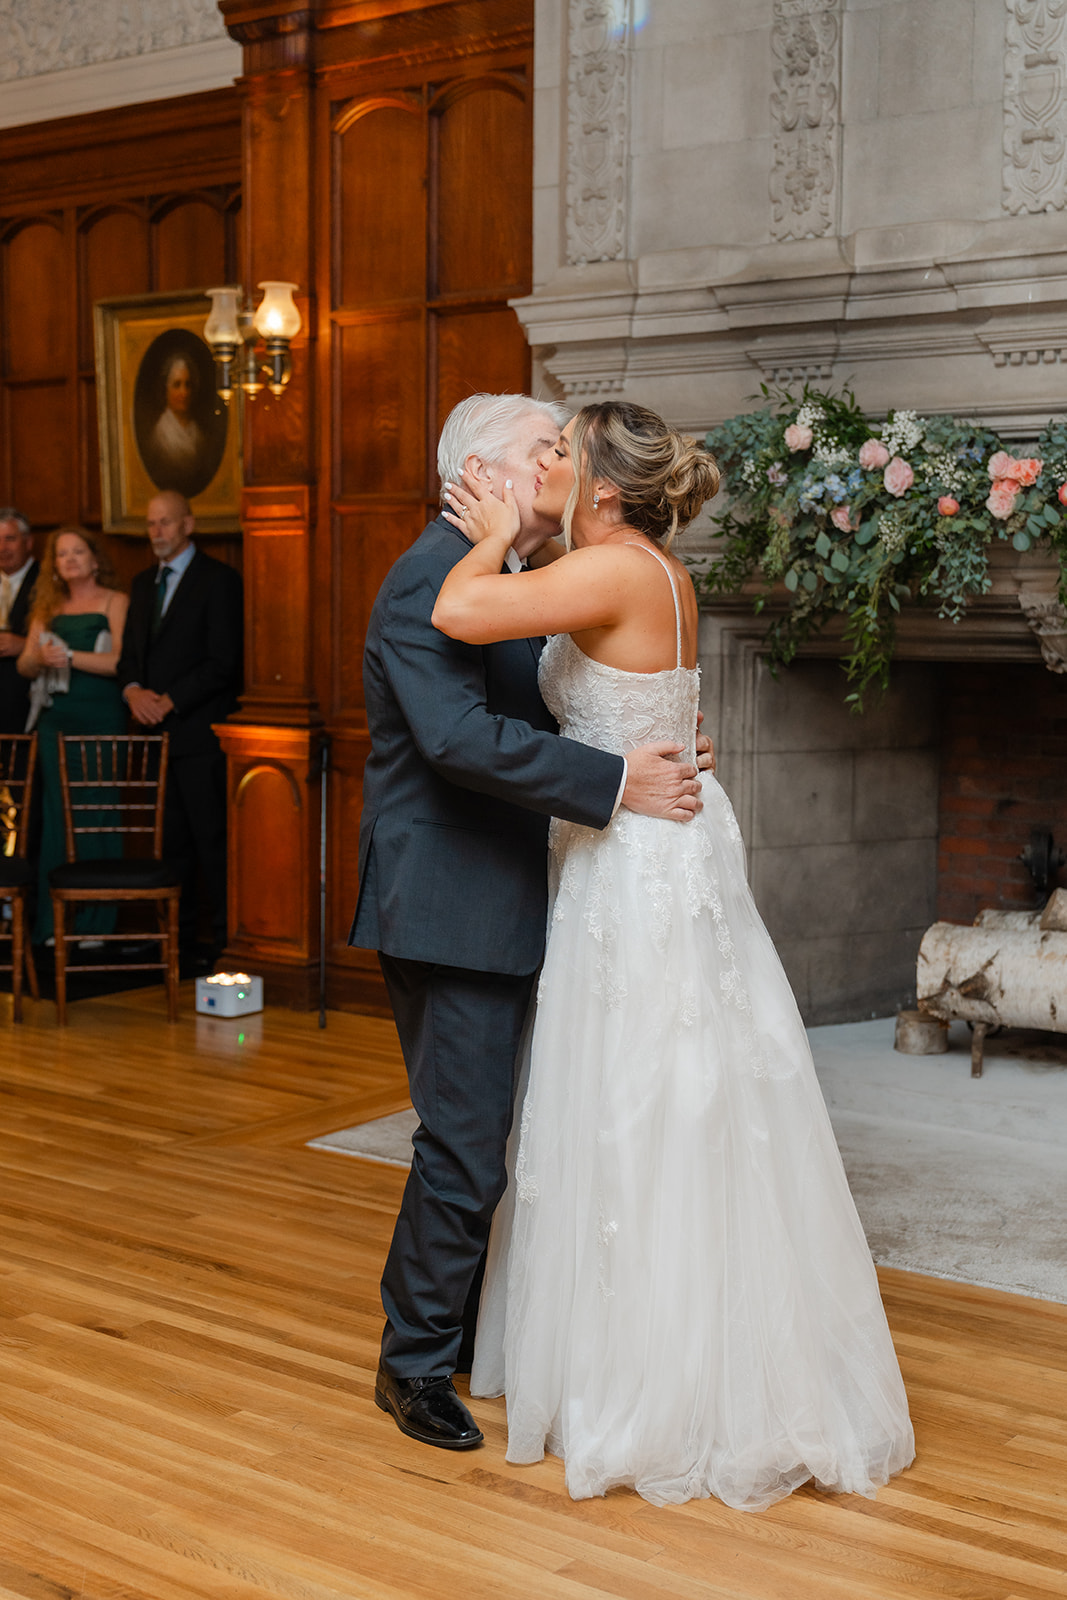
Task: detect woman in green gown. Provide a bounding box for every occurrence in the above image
[17,527,128,944]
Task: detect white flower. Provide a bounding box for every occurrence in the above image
[796,402,824,429]
[881,410,923,456]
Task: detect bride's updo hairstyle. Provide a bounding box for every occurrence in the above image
[564,401,721,549]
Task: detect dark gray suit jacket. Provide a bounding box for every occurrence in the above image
[349,516,624,976]
[0,559,38,734]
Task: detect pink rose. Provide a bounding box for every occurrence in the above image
[858,439,890,470]
[883,456,914,497]
[986,481,1018,519]
[987,450,1015,481]
[784,423,813,452]
[937,496,959,516]
[830,505,854,533]
[1013,456,1042,487]
[1059,483,1067,506]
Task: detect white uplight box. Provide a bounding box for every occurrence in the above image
[195,972,264,1018]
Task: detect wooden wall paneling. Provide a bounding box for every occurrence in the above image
[241,485,313,713]
[331,504,426,713]
[215,720,324,1008]
[0,92,241,213]
[151,195,230,292]
[220,0,534,1009]
[5,217,72,380]
[0,88,242,584]
[336,313,426,497]
[434,305,532,438]
[334,97,427,309]
[432,74,532,299]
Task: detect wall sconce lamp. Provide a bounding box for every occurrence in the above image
[204,282,301,402]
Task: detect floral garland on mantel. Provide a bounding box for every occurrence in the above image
[696,385,1067,705]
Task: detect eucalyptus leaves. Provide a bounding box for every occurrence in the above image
[698,386,1067,704]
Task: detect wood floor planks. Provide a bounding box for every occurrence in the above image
[1,985,1065,1600]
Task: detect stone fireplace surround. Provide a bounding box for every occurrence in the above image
[521,0,1067,1023]
[699,554,1066,1024]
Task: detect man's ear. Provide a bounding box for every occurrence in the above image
[463,453,493,483]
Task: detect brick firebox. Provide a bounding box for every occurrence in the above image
[938,662,1067,925]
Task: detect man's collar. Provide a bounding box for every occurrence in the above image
[159,540,196,577]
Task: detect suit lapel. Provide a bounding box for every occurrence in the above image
[151,550,202,642]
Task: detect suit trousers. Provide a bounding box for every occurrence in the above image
[378,952,536,1379]
[163,748,229,951]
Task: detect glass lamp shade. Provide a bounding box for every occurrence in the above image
[253,281,301,341]
[204,286,242,347]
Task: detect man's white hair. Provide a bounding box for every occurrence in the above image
[436,393,569,496]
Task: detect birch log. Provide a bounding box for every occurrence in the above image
[917,918,1067,1033]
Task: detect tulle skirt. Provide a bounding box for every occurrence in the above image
[471,777,915,1509]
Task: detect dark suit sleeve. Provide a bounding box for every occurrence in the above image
[116,572,151,693]
[377,560,623,830]
[164,565,243,717]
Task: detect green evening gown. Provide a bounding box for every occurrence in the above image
[33,612,126,943]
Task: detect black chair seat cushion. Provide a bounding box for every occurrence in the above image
[49,858,182,891]
[0,856,34,888]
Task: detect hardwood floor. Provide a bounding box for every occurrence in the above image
[1,985,1065,1600]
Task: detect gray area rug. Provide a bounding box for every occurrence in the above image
[310,1017,1067,1304]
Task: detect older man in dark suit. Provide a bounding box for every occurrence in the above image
[350,395,707,1452]
[0,508,39,735]
[117,490,242,966]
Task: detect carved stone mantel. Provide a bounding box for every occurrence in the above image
[695,542,1067,674]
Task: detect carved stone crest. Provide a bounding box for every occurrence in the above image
[769,0,841,242]
[566,0,630,265]
[1004,0,1067,214]
[1019,590,1067,671]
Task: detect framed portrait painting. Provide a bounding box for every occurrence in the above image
[94,290,242,534]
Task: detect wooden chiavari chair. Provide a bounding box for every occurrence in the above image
[50,733,180,1025]
[0,732,40,1021]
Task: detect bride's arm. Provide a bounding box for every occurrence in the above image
[434,479,626,644]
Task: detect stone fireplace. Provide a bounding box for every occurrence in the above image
[699,550,1067,1023]
[520,0,1067,1021]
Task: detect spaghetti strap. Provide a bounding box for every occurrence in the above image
[625,542,682,668]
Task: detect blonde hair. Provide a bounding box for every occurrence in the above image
[30,526,117,626]
[563,402,721,549]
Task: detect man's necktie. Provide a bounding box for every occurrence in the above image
[0,573,11,631]
[150,566,173,638]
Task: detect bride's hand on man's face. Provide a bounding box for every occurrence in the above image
[442,469,521,547]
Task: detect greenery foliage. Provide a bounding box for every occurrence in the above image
[697,385,1067,705]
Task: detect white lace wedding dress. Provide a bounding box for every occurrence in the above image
[470,548,915,1511]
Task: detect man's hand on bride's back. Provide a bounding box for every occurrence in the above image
[623,742,702,822]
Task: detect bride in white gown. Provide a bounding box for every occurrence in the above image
[432,401,914,1511]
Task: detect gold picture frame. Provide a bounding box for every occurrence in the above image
[94,290,243,534]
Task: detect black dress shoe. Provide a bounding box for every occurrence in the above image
[374,1366,484,1450]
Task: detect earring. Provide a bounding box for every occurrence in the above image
[593,494,600,510]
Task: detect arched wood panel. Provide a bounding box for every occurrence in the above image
[152,197,229,291]
[335,100,426,308]
[231,762,305,946]
[79,206,150,363]
[4,220,71,379]
[433,79,531,298]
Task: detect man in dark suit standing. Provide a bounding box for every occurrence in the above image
[117,490,242,965]
[350,395,706,1452]
[0,508,39,734]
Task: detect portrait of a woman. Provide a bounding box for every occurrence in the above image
[134,329,226,501]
